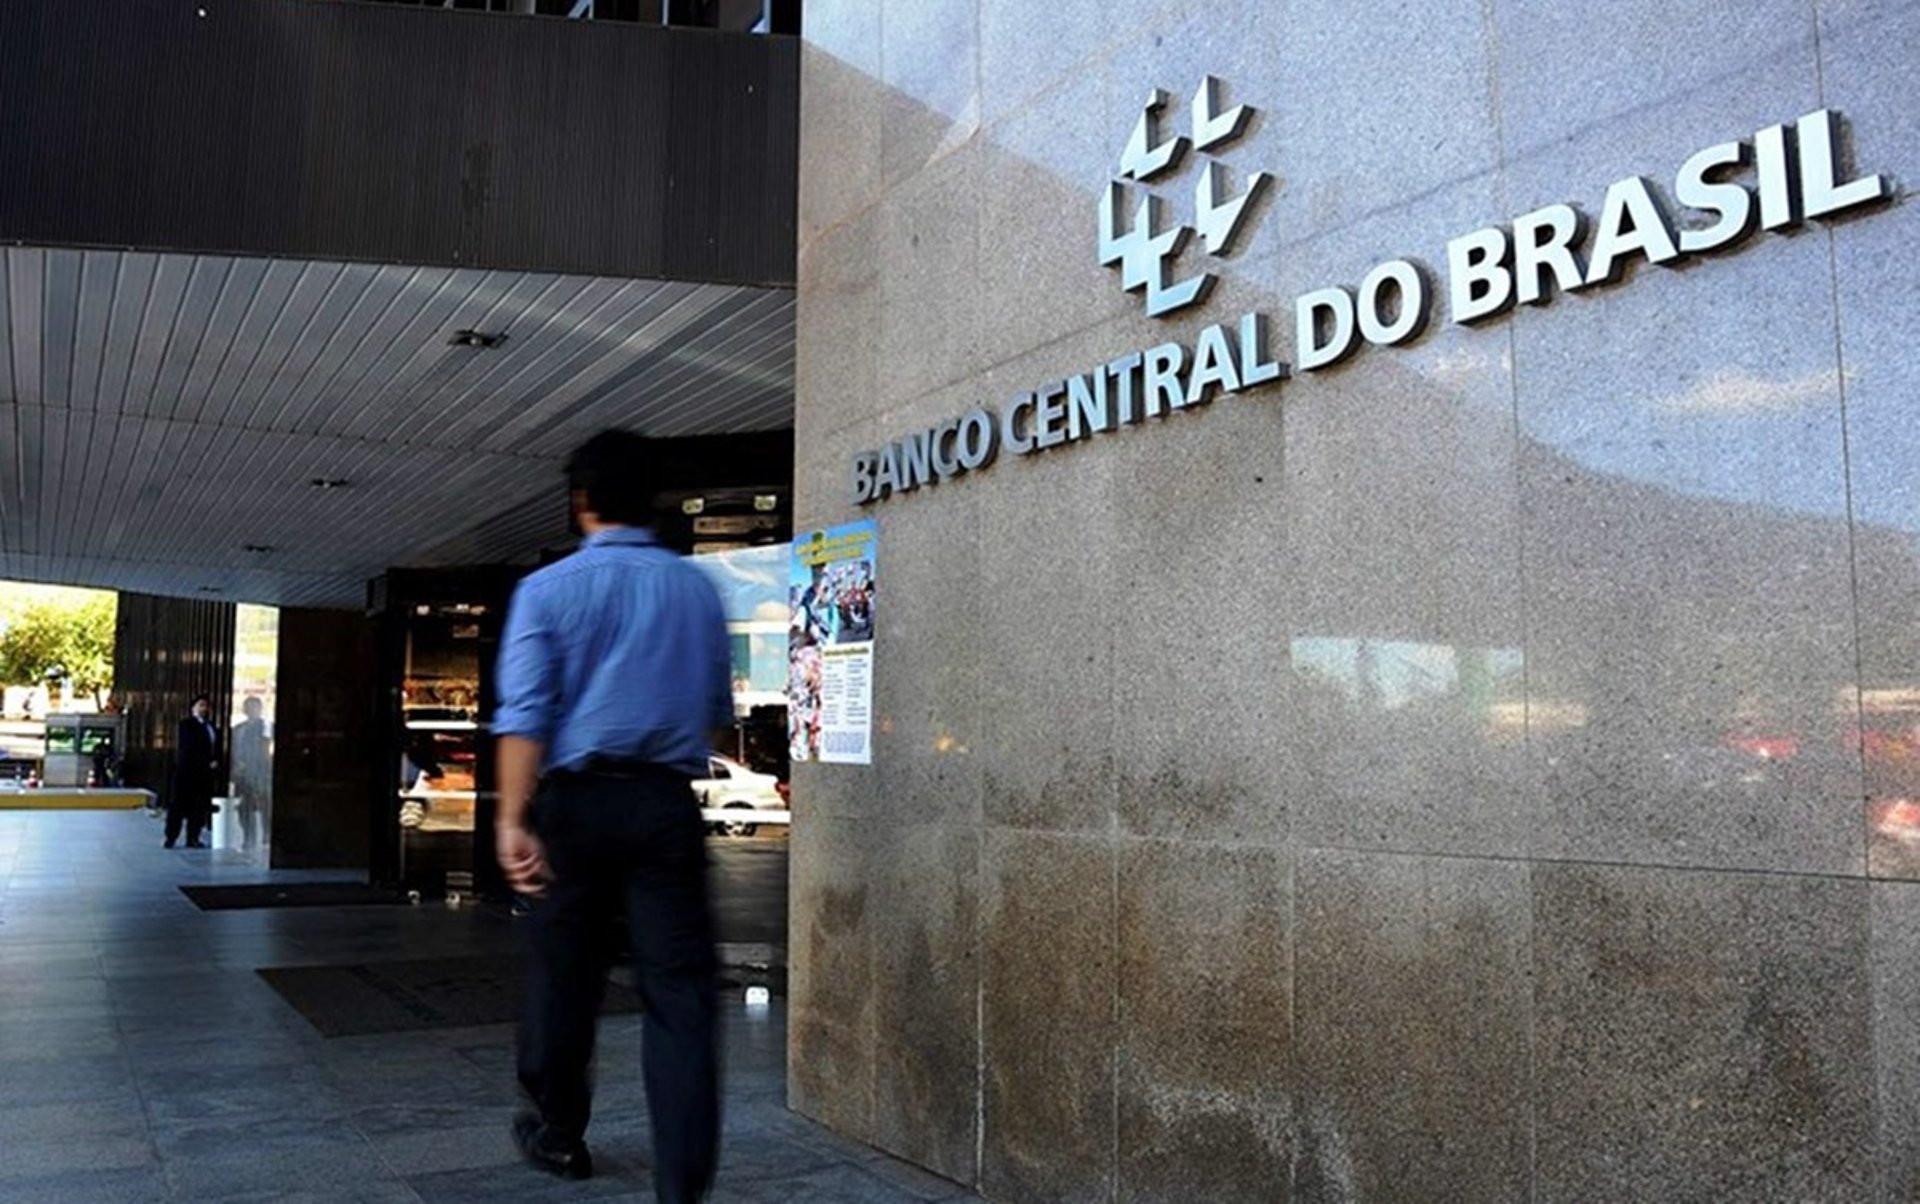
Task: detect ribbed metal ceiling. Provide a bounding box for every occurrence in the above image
[0,247,794,607]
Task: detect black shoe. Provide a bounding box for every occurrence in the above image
[185,840,206,849]
[513,1113,593,1181]
[163,839,176,849]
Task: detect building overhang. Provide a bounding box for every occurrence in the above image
[0,0,799,606]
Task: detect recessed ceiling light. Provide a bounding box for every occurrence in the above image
[449,329,508,349]
[242,544,274,554]
[309,478,351,490]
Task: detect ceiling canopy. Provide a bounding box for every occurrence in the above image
[0,247,794,607]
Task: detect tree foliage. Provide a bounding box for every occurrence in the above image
[0,588,116,702]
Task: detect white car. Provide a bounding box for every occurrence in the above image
[693,754,788,837]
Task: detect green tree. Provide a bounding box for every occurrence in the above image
[0,589,116,706]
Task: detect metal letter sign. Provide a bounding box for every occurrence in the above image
[853,87,1890,508]
[1100,76,1273,318]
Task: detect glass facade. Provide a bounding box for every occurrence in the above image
[395,600,495,897]
[224,604,279,860]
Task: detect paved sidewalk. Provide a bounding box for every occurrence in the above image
[0,809,975,1203]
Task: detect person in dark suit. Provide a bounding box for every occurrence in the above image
[166,694,221,849]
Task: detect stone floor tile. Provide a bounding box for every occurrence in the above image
[0,1166,171,1203]
[364,1121,522,1176]
[0,1053,135,1105]
[407,1162,648,1202]
[0,811,982,1203]
[0,1131,158,1181]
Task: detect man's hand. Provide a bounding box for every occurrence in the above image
[496,824,550,897]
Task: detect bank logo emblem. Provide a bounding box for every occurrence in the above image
[1100,76,1272,318]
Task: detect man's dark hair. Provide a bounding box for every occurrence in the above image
[189,693,211,707]
[566,430,657,526]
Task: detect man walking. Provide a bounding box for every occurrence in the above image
[493,430,733,1202]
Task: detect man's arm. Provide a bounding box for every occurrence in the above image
[495,734,548,895]
[495,735,544,833]
[493,582,561,896]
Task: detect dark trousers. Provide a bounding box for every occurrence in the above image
[165,791,209,845]
[517,767,720,1204]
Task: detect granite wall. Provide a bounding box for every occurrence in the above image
[791,1,1920,1200]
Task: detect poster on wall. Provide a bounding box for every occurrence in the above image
[789,520,877,766]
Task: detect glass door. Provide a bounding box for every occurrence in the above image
[396,604,488,895]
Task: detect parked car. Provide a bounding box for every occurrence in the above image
[693,753,788,837]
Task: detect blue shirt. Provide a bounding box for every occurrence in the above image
[493,528,733,777]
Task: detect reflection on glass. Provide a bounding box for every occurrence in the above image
[1291,637,1524,717]
[1862,686,1920,868]
[691,543,793,791]
[692,543,793,705]
[228,604,278,861]
[398,609,483,841]
[1288,637,1529,841]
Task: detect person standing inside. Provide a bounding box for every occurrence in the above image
[493,430,733,1201]
[229,696,271,853]
[166,694,220,849]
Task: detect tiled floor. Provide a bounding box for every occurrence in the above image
[0,809,977,1203]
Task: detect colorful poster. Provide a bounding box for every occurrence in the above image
[789,520,877,765]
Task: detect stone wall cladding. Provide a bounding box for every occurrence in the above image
[795,1,1920,1199]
